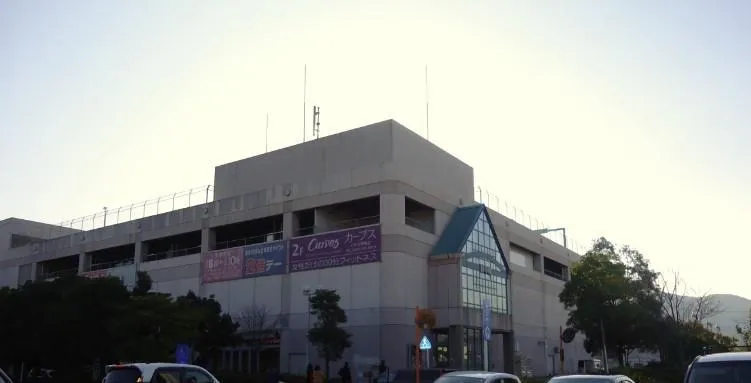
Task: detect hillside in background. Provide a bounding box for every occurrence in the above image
[702,294,750,337]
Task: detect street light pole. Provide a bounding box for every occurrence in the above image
[303,287,312,367]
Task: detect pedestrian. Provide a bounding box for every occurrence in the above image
[338,362,352,383]
[378,360,387,375]
[307,364,314,383]
[312,365,325,383]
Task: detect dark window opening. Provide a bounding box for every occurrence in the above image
[405,197,435,234]
[9,234,44,249]
[214,215,283,250]
[312,196,380,234]
[293,209,315,236]
[143,231,201,262]
[89,244,136,271]
[543,257,569,281]
[38,255,78,280]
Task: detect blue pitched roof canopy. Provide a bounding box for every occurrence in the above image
[430,203,511,271]
[431,204,485,255]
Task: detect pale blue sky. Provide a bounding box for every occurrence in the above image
[1,1,749,298]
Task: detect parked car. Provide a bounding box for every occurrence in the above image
[104,363,220,383]
[387,368,457,383]
[546,375,635,383]
[684,351,751,383]
[0,368,12,383]
[435,371,521,383]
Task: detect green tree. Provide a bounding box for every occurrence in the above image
[560,238,663,368]
[307,289,352,380]
[736,308,751,349]
[133,271,153,296]
[175,291,241,365]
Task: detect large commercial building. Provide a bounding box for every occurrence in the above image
[0,120,590,377]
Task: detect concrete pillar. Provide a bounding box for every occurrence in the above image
[449,325,464,369]
[379,194,405,235]
[78,252,87,273]
[282,212,295,239]
[313,208,328,233]
[503,331,516,374]
[201,227,216,253]
[30,262,38,281]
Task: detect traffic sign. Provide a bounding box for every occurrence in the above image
[419,335,432,350]
[175,344,190,364]
[482,299,492,341]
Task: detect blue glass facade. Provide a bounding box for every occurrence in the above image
[460,210,509,314]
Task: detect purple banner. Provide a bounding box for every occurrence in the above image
[289,224,381,272]
[201,247,244,283]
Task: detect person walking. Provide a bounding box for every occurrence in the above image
[312,365,325,383]
[338,362,352,383]
[306,364,314,383]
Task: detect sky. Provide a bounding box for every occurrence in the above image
[1,1,749,298]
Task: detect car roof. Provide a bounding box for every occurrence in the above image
[694,352,751,363]
[107,363,211,381]
[549,375,620,381]
[442,371,519,379]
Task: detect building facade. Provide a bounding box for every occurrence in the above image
[0,120,590,377]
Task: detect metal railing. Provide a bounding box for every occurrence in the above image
[214,231,284,250]
[57,185,214,233]
[89,258,135,271]
[475,186,588,255]
[293,215,380,236]
[40,268,78,280]
[544,269,569,282]
[405,216,435,234]
[143,246,202,262]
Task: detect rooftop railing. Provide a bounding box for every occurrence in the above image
[475,186,589,255]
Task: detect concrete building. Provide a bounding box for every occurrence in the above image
[0,120,590,377]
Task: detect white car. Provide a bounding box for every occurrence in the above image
[104,363,220,383]
[435,371,521,383]
[0,368,12,383]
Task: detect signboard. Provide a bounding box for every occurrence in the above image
[482,298,491,341]
[175,344,190,364]
[243,241,287,278]
[201,247,244,283]
[289,224,381,273]
[419,335,432,350]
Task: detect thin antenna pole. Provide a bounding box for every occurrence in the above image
[425,65,430,141]
[303,64,307,143]
[265,113,269,153]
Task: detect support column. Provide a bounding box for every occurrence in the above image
[201,227,216,253]
[449,325,464,369]
[503,331,516,374]
[378,194,405,235]
[78,252,87,274]
[30,262,38,281]
[282,211,295,239]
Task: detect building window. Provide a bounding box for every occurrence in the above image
[460,211,509,314]
[463,327,490,370]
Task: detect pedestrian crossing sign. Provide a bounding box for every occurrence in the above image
[419,335,432,350]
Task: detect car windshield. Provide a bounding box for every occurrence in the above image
[688,361,751,383]
[104,367,142,383]
[434,376,485,383]
[548,378,612,383]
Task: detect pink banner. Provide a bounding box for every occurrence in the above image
[81,270,109,279]
[201,247,244,283]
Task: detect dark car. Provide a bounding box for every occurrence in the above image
[546,375,635,383]
[684,352,751,383]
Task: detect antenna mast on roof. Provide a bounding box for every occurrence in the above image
[425,64,430,141]
[312,106,321,139]
[303,64,307,143]
[265,113,269,153]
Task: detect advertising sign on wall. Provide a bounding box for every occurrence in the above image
[243,241,287,278]
[201,247,244,283]
[289,224,381,273]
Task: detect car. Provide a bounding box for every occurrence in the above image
[684,351,751,383]
[435,371,521,383]
[104,363,220,383]
[546,375,635,383]
[387,368,457,383]
[0,368,13,383]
